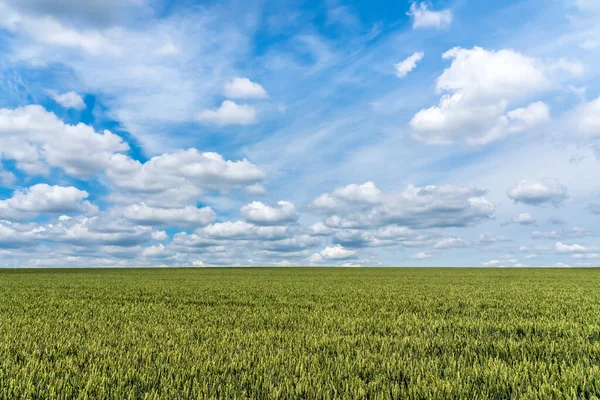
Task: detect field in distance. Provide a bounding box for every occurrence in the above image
[1,267,600,399]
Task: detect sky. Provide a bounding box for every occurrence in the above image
[0,0,599,267]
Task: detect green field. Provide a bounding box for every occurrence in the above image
[1,268,600,399]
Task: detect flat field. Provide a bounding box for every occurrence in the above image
[1,268,600,399]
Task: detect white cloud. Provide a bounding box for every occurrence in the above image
[482,259,501,267]
[410,251,434,260]
[308,222,332,236]
[395,52,424,79]
[512,213,536,225]
[506,102,550,133]
[106,149,265,206]
[123,203,217,227]
[200,221,289,241]
[0,184,95,220]
[197,100,257,126]
[47,90,86,110]
[0,167,16,185]
[0,105,129,177]
[0,214,160,249]
[311,182,494,229]
[436,47,546,100]
[378,185,495,229]
[263,234,321,253]
[506,178,568,206]
[0,5,120,55]
[52,216,157,247]
[555,241,597,253]
[152,230,168,241]
[410,47,576,145]
[246,184,266,195]
[331,229,397,248]
[482,255,520,267]
[477,232,507,245]
[223,77,269,99]
[407,2,452,29]
[240,201,298,225]
[142,244,173,258]
[569,96,600,139]
[434,237,468,249]
[532,227,592,239]
[311,181,381,211]
[323,215,366,229]
[309,244,356,263]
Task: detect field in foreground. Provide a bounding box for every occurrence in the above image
[1,268,600,399]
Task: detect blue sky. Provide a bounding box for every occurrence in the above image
[0,0,599,267]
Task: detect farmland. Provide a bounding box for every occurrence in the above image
[1,268,600,399]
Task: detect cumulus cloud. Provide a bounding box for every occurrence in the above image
[410,251,434,260]
[262,235,321,252]
[47,90,86,109]
[407,2,452,29]
[123,203,217,227]
[308,222,333,236]
[482,260,502,267]
[374,185,495,229]
[311,182,494,229]
[512,213,537,225]
[106,149,265,206]
[477,232,507,245]
[223,77,269,99]
[331,229,397,248]
[200,221,289,241]
[506,178,568,206]
[0,167,16,185]
[240,201,298,225]
[309,244,357,263]
[374,226,433,247]
[555,241,598,253]
[395,52,424,78]
[141,244,169,258]
[0,214,160,250]
[410,47,575,145]
[434,237,468,249]
[0,3,120,55]
[0,184,95,220]
[197,100,258,126]
[311,181,381,211]
[0,105,129,177]
[506,102,550,133]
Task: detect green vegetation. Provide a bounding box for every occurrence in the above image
[1,268,600,399]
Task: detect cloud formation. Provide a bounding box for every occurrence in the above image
[197,101,258,126]
[223,77,269,99]
[240,201,298,225]
[506,179,568,206]
[47,90,86,109]
[410,47,574,145]
[395,52,424,78]
[0,184,94,220]
[407,2,452,29]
